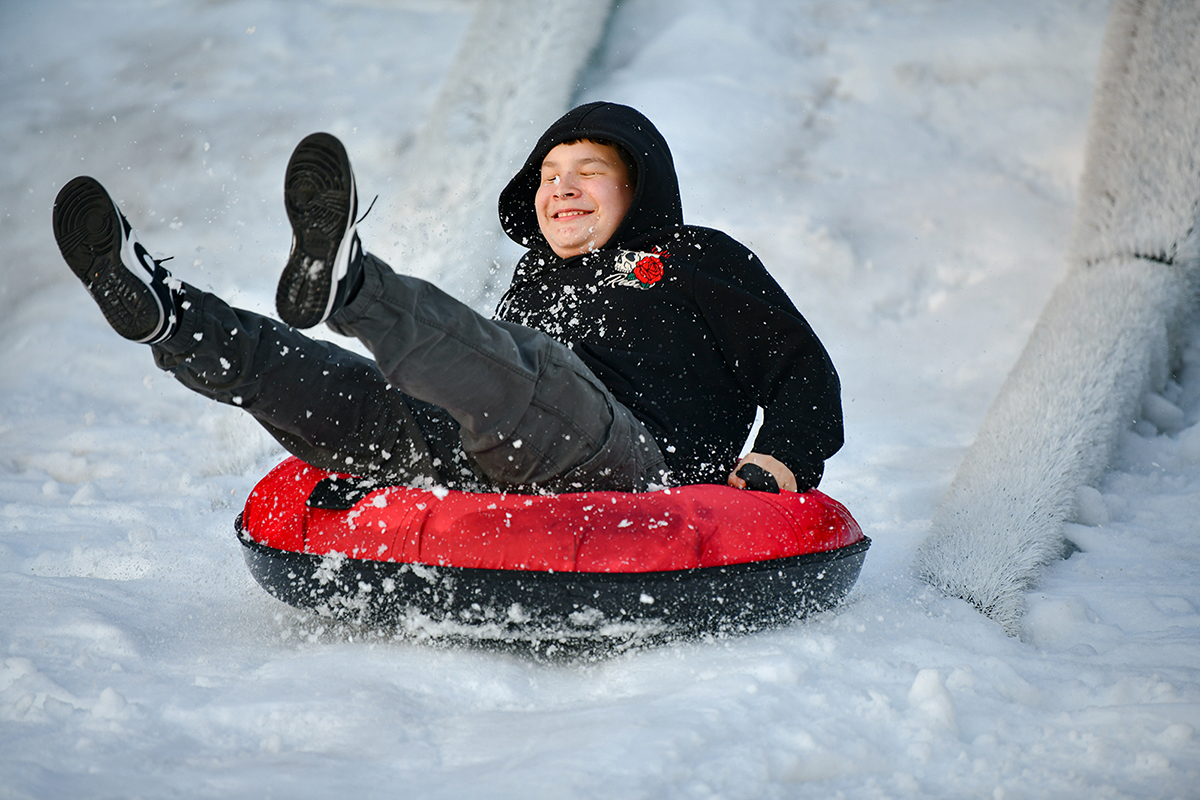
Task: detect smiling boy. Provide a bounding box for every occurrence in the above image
[53,102,841,495]
[496,103,842,492]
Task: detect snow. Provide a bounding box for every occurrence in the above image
[919,0,1200,634]
[2,0,1198,797]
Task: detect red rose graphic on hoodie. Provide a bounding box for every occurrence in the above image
[634,251,665,286]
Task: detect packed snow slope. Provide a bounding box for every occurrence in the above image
[2,1,1198,798]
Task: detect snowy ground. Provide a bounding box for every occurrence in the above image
[2,0,1198,797]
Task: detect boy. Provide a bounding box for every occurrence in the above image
[52,102,842,495]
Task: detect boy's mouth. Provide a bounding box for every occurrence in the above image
[553,209,591,219]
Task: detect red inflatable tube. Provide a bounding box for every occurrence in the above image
[236,457,869,639]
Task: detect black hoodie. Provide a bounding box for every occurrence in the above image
[496,102,842,489]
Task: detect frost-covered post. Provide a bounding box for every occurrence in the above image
[916,0,1200,635]
[387,0,614,307]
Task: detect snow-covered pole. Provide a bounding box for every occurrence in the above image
[385,0,614,308]
[916,0,1200,635]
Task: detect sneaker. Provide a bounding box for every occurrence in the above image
[52,176,179,344]
[276,132,363,328]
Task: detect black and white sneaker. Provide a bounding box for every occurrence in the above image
[52,176,179,345]
[276,132,363,329]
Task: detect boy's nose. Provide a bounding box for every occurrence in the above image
[555,176,580,196]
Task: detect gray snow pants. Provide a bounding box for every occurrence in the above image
[152,253,667,493]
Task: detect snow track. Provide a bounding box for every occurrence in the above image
[918,0,1200,634]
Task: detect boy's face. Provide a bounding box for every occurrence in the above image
[535,140,634,259]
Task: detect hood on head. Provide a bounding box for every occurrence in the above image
[499,102,683,252]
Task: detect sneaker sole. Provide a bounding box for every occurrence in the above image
[277,133,356,328]
[52,176,167,343]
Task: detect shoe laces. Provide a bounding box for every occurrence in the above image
[355,195,379,226]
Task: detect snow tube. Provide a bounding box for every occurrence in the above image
[235,457,869,638]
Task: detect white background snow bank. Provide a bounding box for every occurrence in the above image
[919,0,1200,634]
[2,0,1198,797]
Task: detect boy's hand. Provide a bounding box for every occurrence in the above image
[728,453,797,493]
